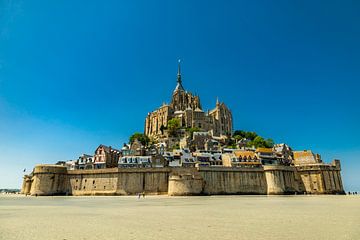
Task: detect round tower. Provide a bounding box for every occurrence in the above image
[30,165,68,196]
[264,165,298,195]
[168,173,204,196]
[21,175,32,195]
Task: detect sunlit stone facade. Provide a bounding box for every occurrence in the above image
[144,62,233,139]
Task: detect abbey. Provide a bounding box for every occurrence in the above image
[144,62,232,139]
[21,62,345,197]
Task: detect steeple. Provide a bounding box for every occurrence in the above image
[174,59,184,92]
[216,97,220,106]
[177,59,181,80]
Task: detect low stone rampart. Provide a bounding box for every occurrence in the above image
[26,163,345,196]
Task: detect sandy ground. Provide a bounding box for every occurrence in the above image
[0,195,359,240]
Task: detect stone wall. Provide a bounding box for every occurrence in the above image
[198,167,268,195]
[264,166,298,194]
[295,160,344,194]
[30,165,67,196]
[67,168,170,196]
[20,175,32,195]
[26,163,345,196]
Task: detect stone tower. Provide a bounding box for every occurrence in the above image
[144,61,233,139]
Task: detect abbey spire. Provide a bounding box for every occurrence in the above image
[174,59,185,92]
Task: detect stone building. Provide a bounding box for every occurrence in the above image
[144,62,233,141]
[77,154,94,169]
[293,150,322,165]
[273,143,293,165]
[93,144,121,169]
[256,148,279,165]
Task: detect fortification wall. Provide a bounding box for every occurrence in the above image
[21,175,32,195]
[198,167,268,195]
[264,166,298,194]
[25,163,345,196]
[168,168,204,195]
[295,160,345,194]
[30,165,67,196]
[67,168,170,196]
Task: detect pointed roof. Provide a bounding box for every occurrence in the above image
[174,59,185,92]
[195,107,203,112]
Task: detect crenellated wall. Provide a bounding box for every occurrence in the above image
[25,163,345,196]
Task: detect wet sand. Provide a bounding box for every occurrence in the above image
[0,195,359,240]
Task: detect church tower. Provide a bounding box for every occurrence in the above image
[170,60,201,111]
[145,60,232,140]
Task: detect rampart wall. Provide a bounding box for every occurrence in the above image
[23,162,345,196]
[67,168,169,196]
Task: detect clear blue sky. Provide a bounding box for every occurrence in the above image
[0,0,359,190]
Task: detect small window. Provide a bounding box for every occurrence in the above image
[93,180,95,184]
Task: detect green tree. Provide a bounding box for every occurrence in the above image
[245,131,258,141]
[253,136,266,147]
[171,143,180,150]
[265,138,274,148]
[129,132,150,146]
[233,130,246,138]
[186,127,200,138]
[167,118,181,136]
[234,130,275,148]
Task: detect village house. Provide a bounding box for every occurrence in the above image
[93,144,121,169]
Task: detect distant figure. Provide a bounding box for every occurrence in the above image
[138,193,141,199]
[142,191,145,198]
[348,191,351,195]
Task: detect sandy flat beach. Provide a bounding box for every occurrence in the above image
[0,195,359,240]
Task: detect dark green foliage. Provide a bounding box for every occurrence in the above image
[186,127,200,138]
[129,132,150,146]
[244,131,258,141]
[233,130,274,148]
[167,118,181,136]
[233,130,246,138]
[171,143,180,150]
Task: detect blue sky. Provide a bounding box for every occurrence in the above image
[0,0,359,190]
